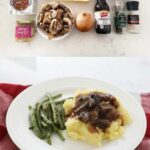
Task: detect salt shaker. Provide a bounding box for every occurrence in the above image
[126,1,140,34]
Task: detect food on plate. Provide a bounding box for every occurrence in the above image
[29,90,131,146]
[63,90,131,145]
[37,2,74,40]
[28,93,72,145]
[76,12,94,32]
[15,20,35,42]
[9,0,37,15]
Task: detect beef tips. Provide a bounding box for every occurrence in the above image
[78,112,89,123]
[96,119,111,129]
[104,108,119,121]
[71,92,120,131]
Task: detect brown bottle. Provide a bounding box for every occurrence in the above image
[95,0,111,34]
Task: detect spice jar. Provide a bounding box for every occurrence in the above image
[10,0,31,11]
[9,0,37,15]
[126,1,140,34]
[15,20,35,42]
[115,0,126,34]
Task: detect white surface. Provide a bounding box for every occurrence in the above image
[6,77,146,150]
[0,0,150,56]
[0,58,150,93]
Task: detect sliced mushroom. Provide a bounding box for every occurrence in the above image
[60,3,70,13]
[38,12,44,23]
[56,9,64,19]
[51,2,59,9]
[42,4,51,11]
[48,34,54,40]
[63,17,72,32]
[64,12,74,20]
[42,12,51,24]
[50,10,57,18]
[50,19,63,34]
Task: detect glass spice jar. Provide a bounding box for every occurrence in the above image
[15,20,35,42]
[115,0,126,34]
[126,1,140,34]
[10,0,31,11]
[9,0,36,15]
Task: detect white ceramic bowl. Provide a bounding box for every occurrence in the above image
[36,2,74,41]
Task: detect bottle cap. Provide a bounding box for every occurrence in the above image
[127,1,139,11]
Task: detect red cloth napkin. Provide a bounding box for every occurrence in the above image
[0,84,29,150]
[0,84,150,150]
[136,94,150,150]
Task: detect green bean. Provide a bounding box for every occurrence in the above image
[29,92,66,145]
[51,125,65,141]
[55,97,73,105]
[42,103,50,119]
[29,106,33,129]
[43,93,63,103]
[40,110,65,141]
[47,105,52,119]
[40,110,53,125]
[52,93,63,100]
[35,102,44,136]
[57,106,64,129]
[29,116,33,130]
[46,132,52,145]
[42,97,72,109]
[31,108,43,139]
[46,126,53,145]
[28,105,32,110]
[41,121,48,128]
[47,93,58,124]
[59,105,66,129]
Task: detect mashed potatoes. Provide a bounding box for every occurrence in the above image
[63,90,131,145]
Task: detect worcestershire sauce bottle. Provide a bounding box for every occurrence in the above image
[95,0,111,34]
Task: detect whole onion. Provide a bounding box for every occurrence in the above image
[76,12,94,32]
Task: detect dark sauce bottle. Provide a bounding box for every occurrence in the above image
[95,0,111,34]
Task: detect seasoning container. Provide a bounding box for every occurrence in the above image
[95,0,111,34]
[15,20,35,42]
[126,1,140,33]
[115,0,126,34]
[9,0,37,15]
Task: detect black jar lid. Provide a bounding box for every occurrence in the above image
[127,1,139,11]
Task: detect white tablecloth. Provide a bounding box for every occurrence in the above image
[0,58,150,94]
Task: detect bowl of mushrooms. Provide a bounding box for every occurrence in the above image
[36,2,74,40]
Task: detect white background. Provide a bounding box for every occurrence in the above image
[0,57,150,93]
[0,0,150,57]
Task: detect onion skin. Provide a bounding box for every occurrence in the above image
[76,12,95,32]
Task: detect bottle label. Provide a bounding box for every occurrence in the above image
[15,25,32,39]
[128,15,139,24]
[115,13,126,27]
[95,10,111,28]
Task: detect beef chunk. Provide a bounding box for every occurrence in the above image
[78,112,89,123]
[71,91,120,131]
[96,119,111,129]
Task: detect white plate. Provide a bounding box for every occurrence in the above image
[6,77,146,150]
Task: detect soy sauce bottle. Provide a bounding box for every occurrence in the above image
[95,0,111,34]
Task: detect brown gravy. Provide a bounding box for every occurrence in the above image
[70,92,121,131]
